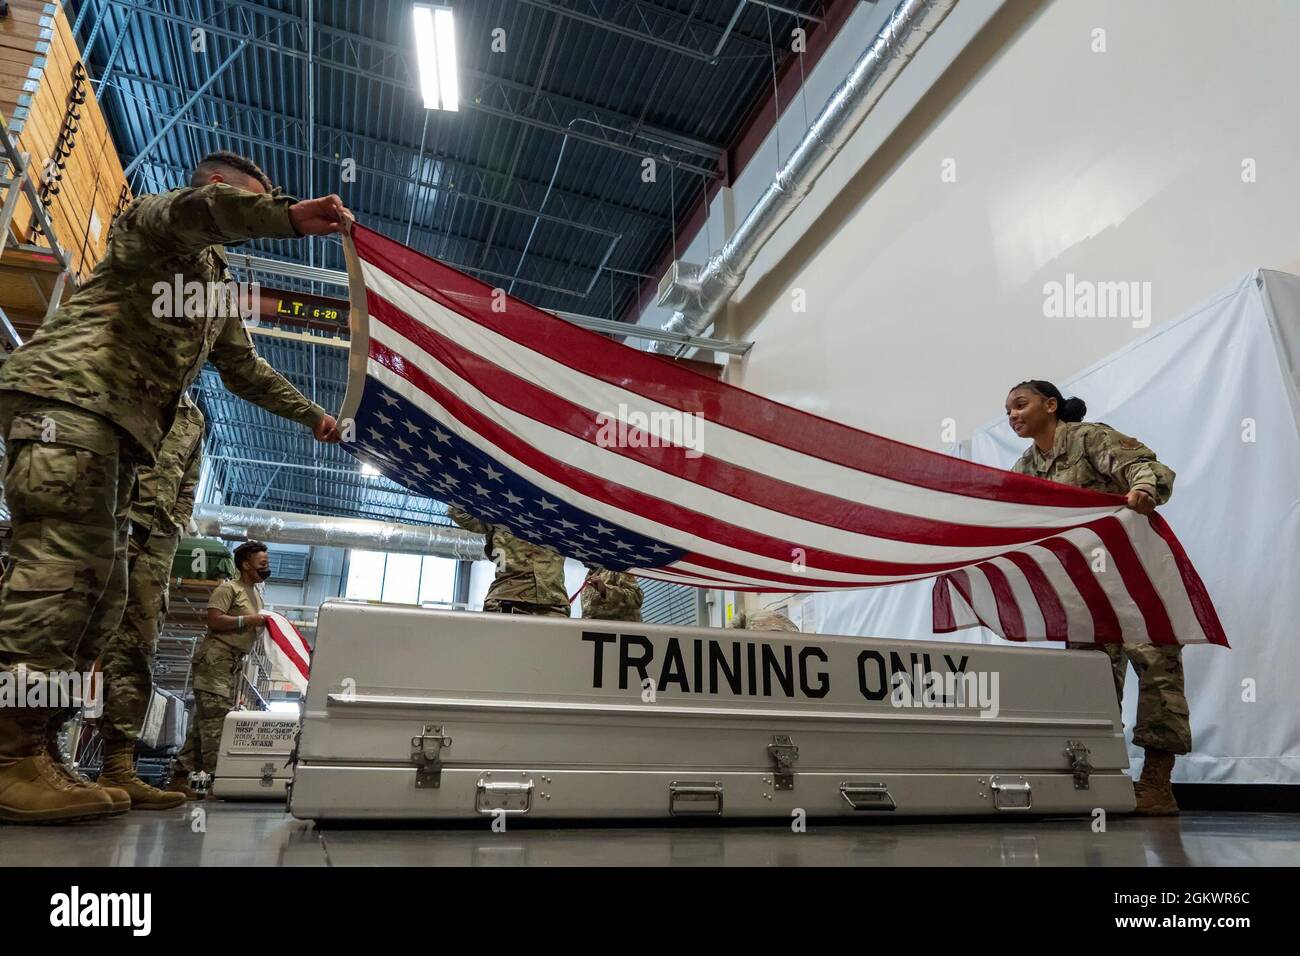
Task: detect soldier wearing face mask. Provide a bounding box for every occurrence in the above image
[166,540,274,797]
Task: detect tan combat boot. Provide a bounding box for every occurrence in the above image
[0,710,116,824]
[99,739,185,810]
[1133,748,1180,816]
[162,766,201,800]
[42,713,130,815]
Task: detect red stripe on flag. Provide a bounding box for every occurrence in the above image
[368,295,1079,550]
[1003,550,1069,640]
[352,225,1116,510]
[944,569,1012,639]
[266,617,310,681]
[978,561,1027,640]
[932,576,957,632]
[1146,513,1229,646]
[1036,538,1123,643]
[1089,517,1177,646]
[369,340,1013,580]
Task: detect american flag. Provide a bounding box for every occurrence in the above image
[262,611,311,694]
[338,224,1227,647]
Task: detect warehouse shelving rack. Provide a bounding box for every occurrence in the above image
[0,110,72,351]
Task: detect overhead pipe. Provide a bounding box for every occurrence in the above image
[192,504,486,561]
[653,0,959,354]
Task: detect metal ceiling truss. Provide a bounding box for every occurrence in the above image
[106,69,680,236]
[89,0,727,174]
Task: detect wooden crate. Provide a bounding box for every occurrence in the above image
[0,1,54,131]
[5,0,131,278]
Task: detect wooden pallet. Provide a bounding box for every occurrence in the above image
[4,1,130,279]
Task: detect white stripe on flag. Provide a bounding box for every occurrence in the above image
[988,555,1049,640]
[1024,543,1094,643]
[361,262,1117,529]
[1057,525,1152,644]
[369,320,1105,573]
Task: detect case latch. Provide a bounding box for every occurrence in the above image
[411,724,453,789]
[768,734,799,791]
[1065,740,1092,790]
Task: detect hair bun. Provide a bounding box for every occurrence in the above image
[1059,396,1088,423]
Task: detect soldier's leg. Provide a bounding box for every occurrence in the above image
[99,533,185,809]
[102,532,176,742]
[1127,644,1192,754]
[40,451,136,814]
[0,401,131,822]
[174,703,202,775]
[0,433,127,672]
[195,690,233,777]
[1126,643,1189,816]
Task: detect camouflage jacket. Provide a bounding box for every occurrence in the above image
[0,184,324,462]
[580,569,644,622]
[131,393,204,536]
[731,609,799,632]
[448,506,569,609]
[1012,421,1175,504]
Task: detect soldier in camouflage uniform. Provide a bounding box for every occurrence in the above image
[0,151,348,824]
[91,394,205,810]
[1007,379,1187,816]
[731,609,799,632]
[580,568,644,622]
[447,506,569,616]
[168,541,272,797]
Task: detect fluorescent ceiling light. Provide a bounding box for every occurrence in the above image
[413,4,459,111]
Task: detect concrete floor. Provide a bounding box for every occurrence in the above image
[1,804,1297,865]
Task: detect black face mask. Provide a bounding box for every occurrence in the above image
[256,567,272,581]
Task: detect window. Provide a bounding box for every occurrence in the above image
[345,550,459,606]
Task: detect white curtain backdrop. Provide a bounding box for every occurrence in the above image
[807,270,1300,785]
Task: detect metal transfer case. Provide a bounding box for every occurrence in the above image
[212,710,298,800]
[289,603,1134,821]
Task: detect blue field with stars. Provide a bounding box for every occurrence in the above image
[343,382,688,572]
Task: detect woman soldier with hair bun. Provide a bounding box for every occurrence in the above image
[1004,380,1188,816]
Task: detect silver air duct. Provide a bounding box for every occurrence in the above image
[191,504,486,561]
[653,0,959,353]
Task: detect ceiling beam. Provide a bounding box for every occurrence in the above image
[90,0,726,171]
[106,70,678,233]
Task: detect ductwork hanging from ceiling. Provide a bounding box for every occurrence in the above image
[191,504,486,561]
[653,0,959,354]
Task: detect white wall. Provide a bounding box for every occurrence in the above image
[634,0,1300,620]
[644,0,1300,441]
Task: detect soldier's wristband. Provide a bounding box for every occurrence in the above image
[237,615,244,631]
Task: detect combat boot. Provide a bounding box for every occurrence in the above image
[1133,748,1180,816]
[162,766,200,800]
[100,739,185,810]
[0,710,116,824]
[42,712,130,815]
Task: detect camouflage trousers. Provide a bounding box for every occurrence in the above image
[0,396,136,685]
[176,689,234,776]
[1070,641,1192,754]
[98,529,180,742]
[483,599,569,617]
